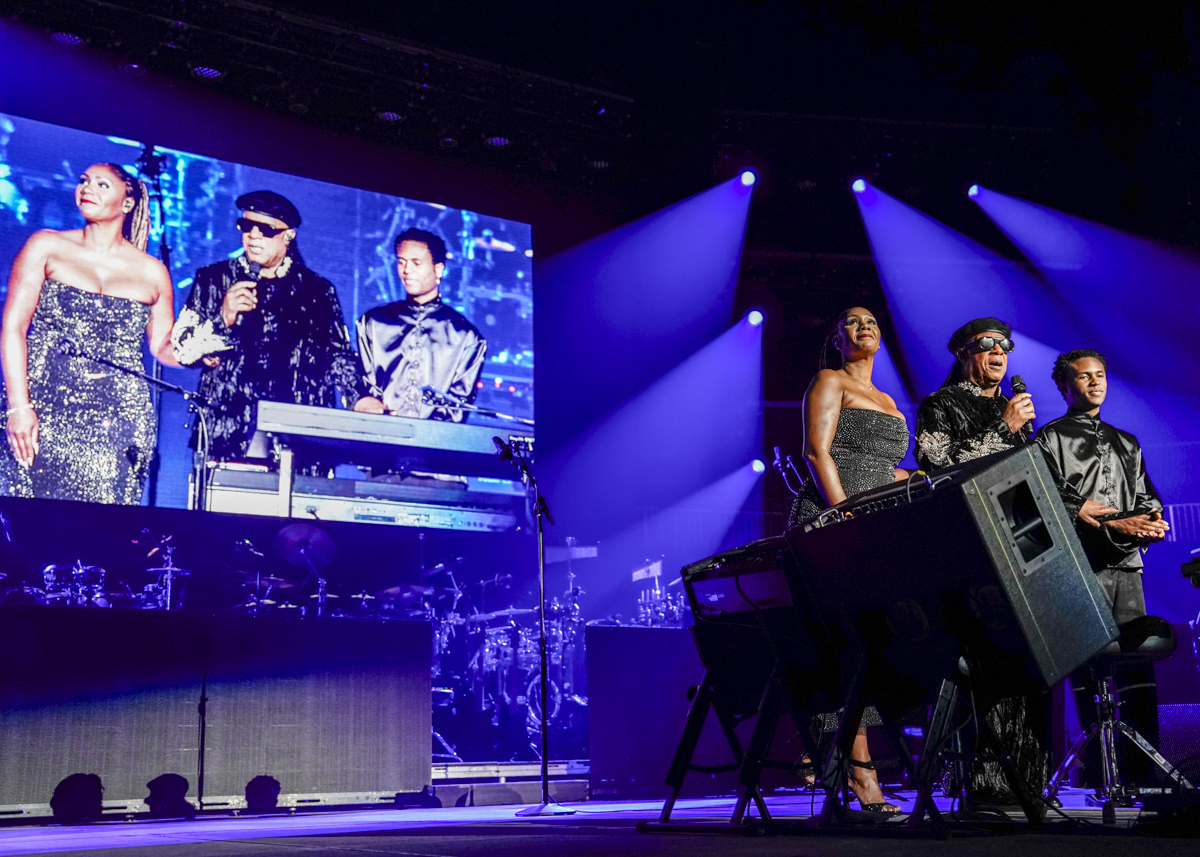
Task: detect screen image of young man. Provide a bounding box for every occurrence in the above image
[355,228,487,422]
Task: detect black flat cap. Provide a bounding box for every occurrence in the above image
[947,317,1011,353]
[235,190,301,227]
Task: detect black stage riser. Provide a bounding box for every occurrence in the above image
[586,626,810,800]
[786,446,1117,704]
[0,606,430,810]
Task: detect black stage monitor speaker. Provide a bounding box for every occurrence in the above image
[785,445,1117,706]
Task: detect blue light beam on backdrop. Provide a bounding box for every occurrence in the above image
[546,318,763,543]
[969,185,1200,393]
[852,180,1080,402]
[580,460,768,619]
[535,175,755,453]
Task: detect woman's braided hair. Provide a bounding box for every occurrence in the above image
[101,163,150,251]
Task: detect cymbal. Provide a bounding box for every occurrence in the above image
[145,567,192,577]
[468,607,534,622]
[420,557,465,579]
[119,567,190,584]
[276,523,335,568]
[376,583,435,600]
[308,592,340,599]
[241,574,295,592]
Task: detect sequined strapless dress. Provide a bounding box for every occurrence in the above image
[789,407,909,528]
[0,278,155,504]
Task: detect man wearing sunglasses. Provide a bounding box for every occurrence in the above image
[915,316,1034,472]
[915,317,1047,811]
[172,190,367,461]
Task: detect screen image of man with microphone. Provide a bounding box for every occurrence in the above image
[171,190,369,461]
[354,228,487,423]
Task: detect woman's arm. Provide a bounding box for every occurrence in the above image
[145,258,180,367]
[1,231,53,466]
[802,370,846,507]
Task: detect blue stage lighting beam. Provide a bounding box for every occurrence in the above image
[579,462,767,617]
[970,184,1200,388]
[853,183,1078,398]
[544,320,763,542]
[536,175,755,447]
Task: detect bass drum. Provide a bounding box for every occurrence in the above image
[517,623,564,672]
[523,673,562,730]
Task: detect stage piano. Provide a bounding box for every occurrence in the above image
[201,402,534,532]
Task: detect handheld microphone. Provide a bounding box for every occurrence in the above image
[236,262,263,326]
[492,436,514,461]
[1010,374,1033,440]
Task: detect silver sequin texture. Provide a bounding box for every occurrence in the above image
[0,278,155,504]
[789,407,909,527]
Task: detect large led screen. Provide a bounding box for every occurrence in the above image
[0,111,533,509]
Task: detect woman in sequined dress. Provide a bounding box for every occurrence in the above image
[792,306,911,814]
[0,163,177,503]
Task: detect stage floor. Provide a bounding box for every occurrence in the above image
[1,788,1196,857]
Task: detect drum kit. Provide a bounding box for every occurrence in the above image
[1,542,194,611]
[0,520,594,759]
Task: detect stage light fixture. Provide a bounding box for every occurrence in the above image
[968,184,980,198]
[851,178,867,193]
[587,159,610,170]
[740,170,757,187]
[484,136,511,148]
[120,62,146,76]
[51,32,85,48]
[746,310,764,326]
[375,111,403,122]
[751,459,766,473]
[190,65,224,81]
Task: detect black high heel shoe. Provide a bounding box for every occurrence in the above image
[847,759,902,814]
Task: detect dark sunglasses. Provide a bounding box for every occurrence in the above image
[237,217,290,238]
[964,336,1015,354]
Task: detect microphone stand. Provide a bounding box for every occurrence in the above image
[421,387,535,427]
[61,341,216,510]
[497,439,574,817]
[137,144,172,507]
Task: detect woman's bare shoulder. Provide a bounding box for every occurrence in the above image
[807,368,848,395]
[24,229,80,253]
